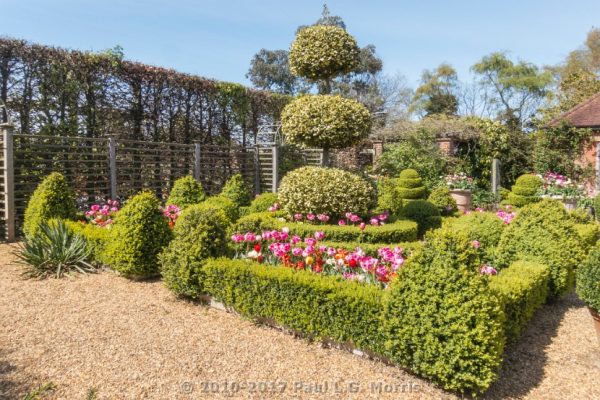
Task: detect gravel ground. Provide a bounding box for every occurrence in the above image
[0,243,599,400]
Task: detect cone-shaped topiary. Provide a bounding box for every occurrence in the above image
[166,176,205,210]
[23,172,77,238]
[505,174,543,207]
[428,186,458,216]
[576,245,600,312]
[103,191,171,278]
[396,169,427,202]
[382,228,505,395]
[220,174,252,207]
[202,195,239,224]
[159,203,230,298]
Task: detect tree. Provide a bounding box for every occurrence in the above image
[472,52,552,129]
[412,63,459,117]
[246,49,307,94]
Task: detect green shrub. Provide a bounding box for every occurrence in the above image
[495,199,586,298]
[278,166,376,218]
[382,228,505,395]
[447,212,505,262]
[428,186,457,216]
[203,259,386,354]
[247,192,278,214]
[65,221,111,265]
[159,204,230,298]
[103,192,172,278]
[396,169,427,201]
[576,246,600,312]
[376,177,402,216]
[304,240,422,257]
[166,176,205,209]
[16,219,94,278]
[489,260,550,340]
[570,208,593,224]
[505,174,543,207]
[400,200,441,237]
[23,173,77,238]
[595,194,600,221]
[202,195,239,224]
[574,223,600,252]
[220,174,252,207]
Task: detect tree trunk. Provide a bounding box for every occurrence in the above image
[322,148,330,167]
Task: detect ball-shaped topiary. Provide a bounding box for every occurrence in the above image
[428,186,458,216]
[400,200,441,237]
[220,173,252,207]
[495,199,586,298]
[166,175,205,210]
[396,169,427,202]
[506,174,543,207]
[289,25,360,81]
[23,172,77,238]
[281,95,371,150]
[202,195,239,224]
[278,166,376,218]
[247,192,278,214]
[103,191,172,278]
[382,228,505,395]
[159,203,230,298]
[576,245,600,312]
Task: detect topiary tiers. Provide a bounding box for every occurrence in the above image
[505,174,543,207]
[23,172,77,238]
[400,200,441,237]
[577,245,600,312]
[220,173,252,207]
[103,191,172,278]
[166,175,205,210]
[396,169,427,202]
[278,166,376,218]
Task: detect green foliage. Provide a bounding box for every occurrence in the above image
[289,25,360,82]
[396,169,427,201]
[64,221,111,265]
[23,172,77,238]
[103,192,172,278]
[203,258,386,354]
[576,245,600,311]
[570,208,593,224]
[159,204,230,298]
[314,240,423,257]
[278,166,376,218]
[281,95,371,149]
[166,176,205,209]
[202,196,239,224]
[16,219,94,279]
[574,223,600,252]
[248,192,278,214]
[495,199,586,298]
[428,186,457,216]
[375,177,402,216]
[382,228,505,395]
[489,260,550,340]
[411,63,459,116]
[220,174,252,207]
[447,212,505,262]
[399,200,441,237]
[506,174,543,207]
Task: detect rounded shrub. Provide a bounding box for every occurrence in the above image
[103,192,172,278]
[166,175,205,209]
[506,174,543,207]
[495,199,586,298]
[428,186,457,216]
[574,223,600,253]
[448,212,505,262]
[278,166,376,218]
[247,192,278,214]
[159,203,230,298]
[400,200,441,237]
[65,220,111,265]
[281,95,371,150]
[202,195,239,224]
[576,246,600,312]
[289,25,360,81]
[376,177,402,216]
[220,173,252,207]
[23,172,77,238]
[396,169,427,202]
[382,228,505,395]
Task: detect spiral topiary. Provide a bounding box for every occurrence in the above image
[166,175,205,210]
[396,169,427,202]
[400,200,441,237]
[278,166,376,218]
[505,174,543,207]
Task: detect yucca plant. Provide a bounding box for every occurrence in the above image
[16,220,95,278]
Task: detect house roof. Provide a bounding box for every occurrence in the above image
[551,92,600,128]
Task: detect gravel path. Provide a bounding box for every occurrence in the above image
[1,243,598,399]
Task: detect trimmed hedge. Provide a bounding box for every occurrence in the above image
[576,245,600,312]
[65,221,111,265]
[574,223,600,252]
[23,172,77,238]
[399,200,441,237]
[220,173,252,207]
[203,258,386,354]
[489,260,550,340]
[247,192,278,214]
[166,175,205,209]
[202,196,239,224]
[447,212,505,262]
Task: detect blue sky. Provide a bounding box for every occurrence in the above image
[1,0,599,88]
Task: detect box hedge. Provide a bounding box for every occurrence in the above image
[574,223,600,252]
[202,195,239,224]
[447,212,505,262]
[399,199,441,237]
[376,177,402,216]
[505,174,543,208]
[428,186,457,216]
[576,245,600,312]
[396,169,427,201]
[166,175,205,209]
[247,192,278,214]
[220,173,252,207]
[65,221,111,265]
[23,172,77,238]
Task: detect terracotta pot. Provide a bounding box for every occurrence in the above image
[589,308,600,346]
[450,189,472,213]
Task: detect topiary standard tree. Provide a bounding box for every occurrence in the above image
[505,174,543,207]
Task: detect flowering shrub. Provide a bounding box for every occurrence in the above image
[445,172,476,191]
[162,204,181,228]
[85,199,119,227]
[230,228,406,288]
[537,172,583,199]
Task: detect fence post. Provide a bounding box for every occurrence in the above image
[1,124,15,242]
[491,158,500,195]
[271,145,279,193]
[108,137,118,199]
[193,141,201,181]
[254,145,261,194]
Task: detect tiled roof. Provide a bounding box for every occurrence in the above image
[551,92,600,128]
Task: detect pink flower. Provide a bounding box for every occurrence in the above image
[317,214,329,222]
[350,214,361,223]
[314,231,325,241]
[306,213,315,221]
[290,235,301,245]
[292,247,303,257]
[305,237,317,246]
[338,220,346,226]
[370,218,379,226]
[91,204,100,212]
[244,232,256,242]
[472,240,481,249]
[231,234,244,243]
[479,265,498,275]
[359,222,366,231]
